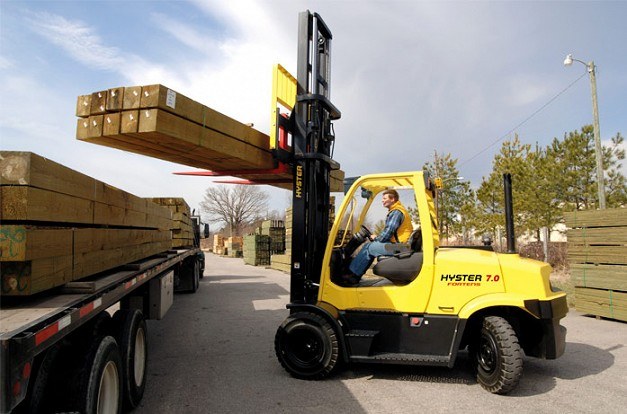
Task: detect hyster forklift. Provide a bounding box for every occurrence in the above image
[274,11,567,394]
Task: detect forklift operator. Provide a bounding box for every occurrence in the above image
[343,189,413,285]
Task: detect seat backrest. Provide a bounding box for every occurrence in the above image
[409,229,422,252]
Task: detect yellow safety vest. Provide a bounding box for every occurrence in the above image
[388,201,413,243]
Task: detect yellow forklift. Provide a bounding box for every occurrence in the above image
[274,11,567,394]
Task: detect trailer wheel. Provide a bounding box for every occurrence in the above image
[113,309,148,410]
[470,316,523,394]
[191,259,200,292]
[275,312,339,380]
[21,344,61,413]
[68,335,122,414]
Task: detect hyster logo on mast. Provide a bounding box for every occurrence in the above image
[295,165,303,198]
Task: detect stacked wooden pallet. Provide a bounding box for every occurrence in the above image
[565,208,627,321]
[148,198,194,248]
[75,84,345,192]
[243,235,271,266]
[0,152,172,296]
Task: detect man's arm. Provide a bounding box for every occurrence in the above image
[375,210,404,242]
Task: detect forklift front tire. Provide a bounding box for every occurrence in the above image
[275,312,340,380]
[470,316,523,394]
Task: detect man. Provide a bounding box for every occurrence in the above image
[343,189,413,285]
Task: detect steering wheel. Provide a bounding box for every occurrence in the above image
[356,225,372,243]
[343,225,373,258]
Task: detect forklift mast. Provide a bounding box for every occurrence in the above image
[290,11,341,304]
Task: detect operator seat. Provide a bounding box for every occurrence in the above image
[372,229,423,285]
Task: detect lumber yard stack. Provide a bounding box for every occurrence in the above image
[243,235,271,266]
[260,219,286,254]
[271,208,292,273]
[75,84,345,192]
[565,208,627,322]
[225,236,243,257]
[213,235,225,255]
[148,197,194,248]
[0,151,173,296]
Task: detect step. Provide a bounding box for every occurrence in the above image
[350,352,451,366]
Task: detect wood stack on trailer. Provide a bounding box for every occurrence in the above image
[0,151,173,296]
[75,84,345,192]
[565,208,627,321]
[148,197,194,248]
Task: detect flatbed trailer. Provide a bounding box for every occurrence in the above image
[0,247,203,413]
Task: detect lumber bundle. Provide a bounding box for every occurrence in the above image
[225,236,243,258]
[260,220,286,254]
[213,235,225,254]
[565,208,627,321]
[75,84,345,192]
[0,151,173,296]
[148,198,195,248]
[243,235,272,266]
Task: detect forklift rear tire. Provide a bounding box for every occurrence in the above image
[470,316,523,394]
[275,312,340,380]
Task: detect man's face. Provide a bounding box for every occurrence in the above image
[382,194,395,209]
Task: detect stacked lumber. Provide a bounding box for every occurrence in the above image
[243,235,271,266]
[0,152,173,296]
[565,208,627,321]
[213,235,225,255]
[225,236,243,258]
[75,84,345,192]
[260,220,285,254]
[271,207,292,273]
[148,198,194,248]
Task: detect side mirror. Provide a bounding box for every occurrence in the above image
[203,223,210,238]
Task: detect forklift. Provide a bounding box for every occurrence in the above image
[274,11,567,394]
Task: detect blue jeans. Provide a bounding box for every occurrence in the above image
[348,241,401,277]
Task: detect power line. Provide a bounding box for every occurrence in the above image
[459,72,588,167]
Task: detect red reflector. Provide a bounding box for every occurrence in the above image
[12,380,21,396]
[35,324,58,346]
[23,362,31,379]
[410,317,422,327]
[80,302,94,318]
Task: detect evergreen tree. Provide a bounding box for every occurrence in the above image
[423,152,471,243]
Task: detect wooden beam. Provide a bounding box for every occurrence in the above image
[571,264,627,291]
[565,208,627,228]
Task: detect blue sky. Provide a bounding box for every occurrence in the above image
[1,0,626,216]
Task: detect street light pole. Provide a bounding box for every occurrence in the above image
[564,54,606,209]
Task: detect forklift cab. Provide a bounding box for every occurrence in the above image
[322,171,439,301]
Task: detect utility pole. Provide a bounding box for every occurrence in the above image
[564,54,606,209]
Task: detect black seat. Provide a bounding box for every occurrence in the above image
[372,229,423,285]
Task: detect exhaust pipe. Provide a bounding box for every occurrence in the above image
[503,173,516,253]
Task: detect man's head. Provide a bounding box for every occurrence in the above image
[382,189,399,209]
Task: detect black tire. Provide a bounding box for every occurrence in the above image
[67,335,123,414]
[470,316,523,394]
[113,309,148,410]
[274,312,340,380]
[21,344,61,413]
[191,259,200,292]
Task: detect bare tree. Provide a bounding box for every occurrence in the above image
[200,185,269,236]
